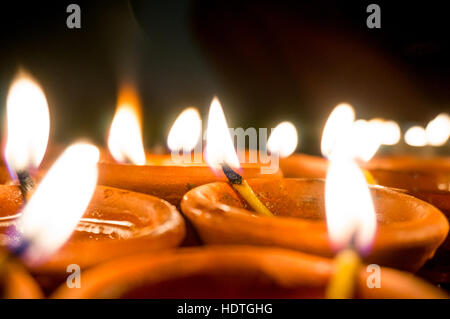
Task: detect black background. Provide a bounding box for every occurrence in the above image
[0,0,449,154]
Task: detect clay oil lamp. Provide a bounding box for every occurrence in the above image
[0,143,186,292]
[52,246,447,299]
[181,106,449,272]
[98,91,281,206]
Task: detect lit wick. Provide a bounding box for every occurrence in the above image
[205,97,273,217]
[324,156,377,298]
[16,170,35,201]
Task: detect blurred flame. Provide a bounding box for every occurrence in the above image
[377,120,401,146]
[325,153,377,253]
[107,86,145,165]
[347,120,379,162]
[205,97,240,170]
[16,143,99,265]
[426,113,450,146]
[267,121,298,158]
[321,103,355,158]
[167,107,202,152]
[4,73,50,176]
[405,126,427,147]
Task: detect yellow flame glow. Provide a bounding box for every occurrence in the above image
[404,126,427,147]
[107,87,146,165]
[167,107,202,152]
[267,121,298,158]
[325,153,377,253]
[205,97,240,170]
[426,113,450,146]
[321,103,355,158]
[17,143,99,265]
[4,73,50,175]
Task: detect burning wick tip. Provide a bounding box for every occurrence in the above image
[16,170,35,201]
[220,163,273,217]
[221,163,242,185]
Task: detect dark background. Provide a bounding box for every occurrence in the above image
[0,0,449,154]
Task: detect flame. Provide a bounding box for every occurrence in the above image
[378,120,401,146]
[347,120,381,162]
[321,103,355,158]
[267,121,298,158]
[107,86,145,165]
[405,126,427,147]
[426,113,450,146]
[325,154,377,253]
[16,143,99,264]
[4,73,50,176]
[167,107,202,152]
[205,97,240,170]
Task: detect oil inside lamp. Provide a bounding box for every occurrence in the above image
[267,121,298,158]
[425,113,450,146]
[107,86,145,165]
[205,97,273,217]
[167,107,202,153]
[404,126,427,147]
[3,72,50,198]
[8,143,99,265]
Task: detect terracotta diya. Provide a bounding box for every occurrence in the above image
[279,153,328,178]
[181,178,449,272]
[0,184,185,291]
[97,161,281,207]
[52,246,447,299]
